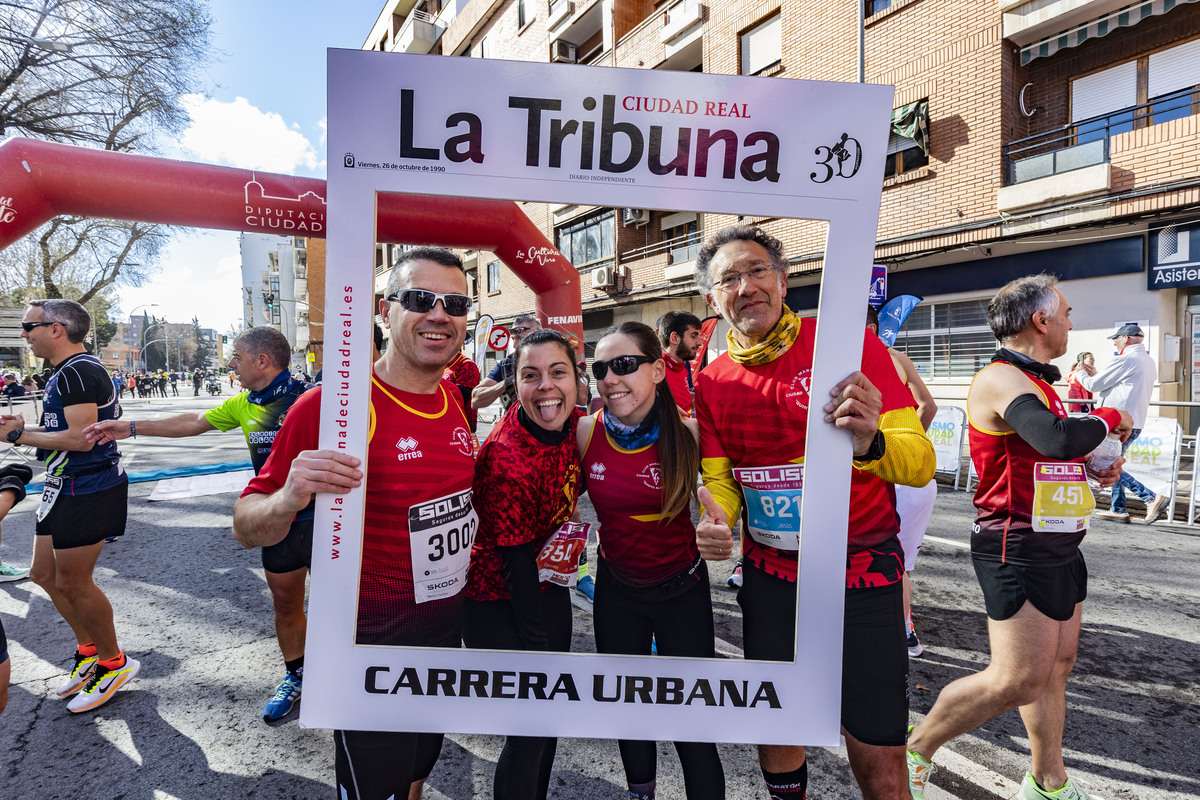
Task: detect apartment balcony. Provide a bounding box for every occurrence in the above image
[391,9,445,54]
[547,0,603,53]
[998,86,1197,211]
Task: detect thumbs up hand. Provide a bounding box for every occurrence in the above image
[696,486,735,561]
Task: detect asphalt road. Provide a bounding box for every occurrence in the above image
[1,394,1197,799]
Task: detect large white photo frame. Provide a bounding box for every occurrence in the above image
[309,49,894,746]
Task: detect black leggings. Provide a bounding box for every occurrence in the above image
[463,585,572,800]
[593,559,725,800]
[333,729,443,800]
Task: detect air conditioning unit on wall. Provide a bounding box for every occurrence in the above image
[591,266,614,288]
[551,40,576,63]
[622,207,650,226]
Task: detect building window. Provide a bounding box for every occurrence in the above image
[661,212,701,263]
[885,99,929,179]
[739,13,781,76]
[518,0,526,28]
[1072,38,1200,141]
[487,260,501,293]
[891,299,996,379]
[556,211,615,269]
[865,0,891,15]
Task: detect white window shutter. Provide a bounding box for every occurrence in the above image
[1071,60,1138,122]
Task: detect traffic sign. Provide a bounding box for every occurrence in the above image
[489,326,510,351]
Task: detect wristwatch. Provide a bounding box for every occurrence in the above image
[6,429,22,444]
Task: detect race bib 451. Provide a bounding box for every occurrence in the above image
[1031,462,1094,533]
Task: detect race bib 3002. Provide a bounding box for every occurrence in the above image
[733,464,803,552]
[409,488,478,604]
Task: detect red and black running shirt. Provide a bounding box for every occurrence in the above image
[580,411,699,588]
[244,374,476,646]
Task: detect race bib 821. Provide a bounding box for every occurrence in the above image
[733,464,803,552]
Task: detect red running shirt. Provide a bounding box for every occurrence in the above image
[695,321,912,588]
[580,411,699,587]
[244,375,476,646]
[662,354,694,416]
[466,405,584,602]
[969,363,1098,567]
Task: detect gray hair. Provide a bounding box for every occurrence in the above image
[988,274,1060,343]
[234,326,291,370]
[29,299,90,343]
[694,224,788,293]
[385,246,465,297]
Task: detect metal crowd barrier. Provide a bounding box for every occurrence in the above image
[933,396,1200,525]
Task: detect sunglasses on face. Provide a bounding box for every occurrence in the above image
[386,289,470,317]
[591,354,656,381]
[21,321,56,332]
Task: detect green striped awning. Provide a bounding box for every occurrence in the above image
[1020,0,1200,65]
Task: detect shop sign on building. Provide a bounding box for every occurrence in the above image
[1149,222,1200,290]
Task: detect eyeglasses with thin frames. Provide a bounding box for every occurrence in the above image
[714,265,776,294]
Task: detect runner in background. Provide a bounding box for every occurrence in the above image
[580,322,723,800]
[464,329,584,800]
[867,304,938,657]
[85,326,315,722]
[444,351,481,433]
[655,310,702,417]
[5,299,137,714]
[906,275,1132,800]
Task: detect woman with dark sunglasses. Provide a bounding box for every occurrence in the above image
[578,321,724,800]
[463,328,585,800]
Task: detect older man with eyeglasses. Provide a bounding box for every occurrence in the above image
[691,225,934,800]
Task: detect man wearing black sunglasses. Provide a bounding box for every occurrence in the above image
[234,246,476,800]
[471,314,541,414]
[1,299,138,714]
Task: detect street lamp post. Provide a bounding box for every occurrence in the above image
[126,303,158,372]
[139,321,167,371]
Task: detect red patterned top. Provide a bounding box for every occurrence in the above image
[444,352,482,430]
[466,405,583,601]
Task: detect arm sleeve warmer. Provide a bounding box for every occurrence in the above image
[498,542,549,651]
[1004,393,1116,461]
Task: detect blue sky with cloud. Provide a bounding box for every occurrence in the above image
[119,0,385,334]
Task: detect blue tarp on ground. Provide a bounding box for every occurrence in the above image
[25,460,253,494]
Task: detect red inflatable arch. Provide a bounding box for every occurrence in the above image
[0,137,583,342]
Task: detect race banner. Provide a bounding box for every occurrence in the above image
[316,49,894,746]
[1122,416,1181,500]
[472,314,493,367]
[929,406,966,476]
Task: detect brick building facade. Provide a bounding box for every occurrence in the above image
[363,0,1200,423]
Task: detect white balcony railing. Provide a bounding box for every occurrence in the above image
[392,8,445,54]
